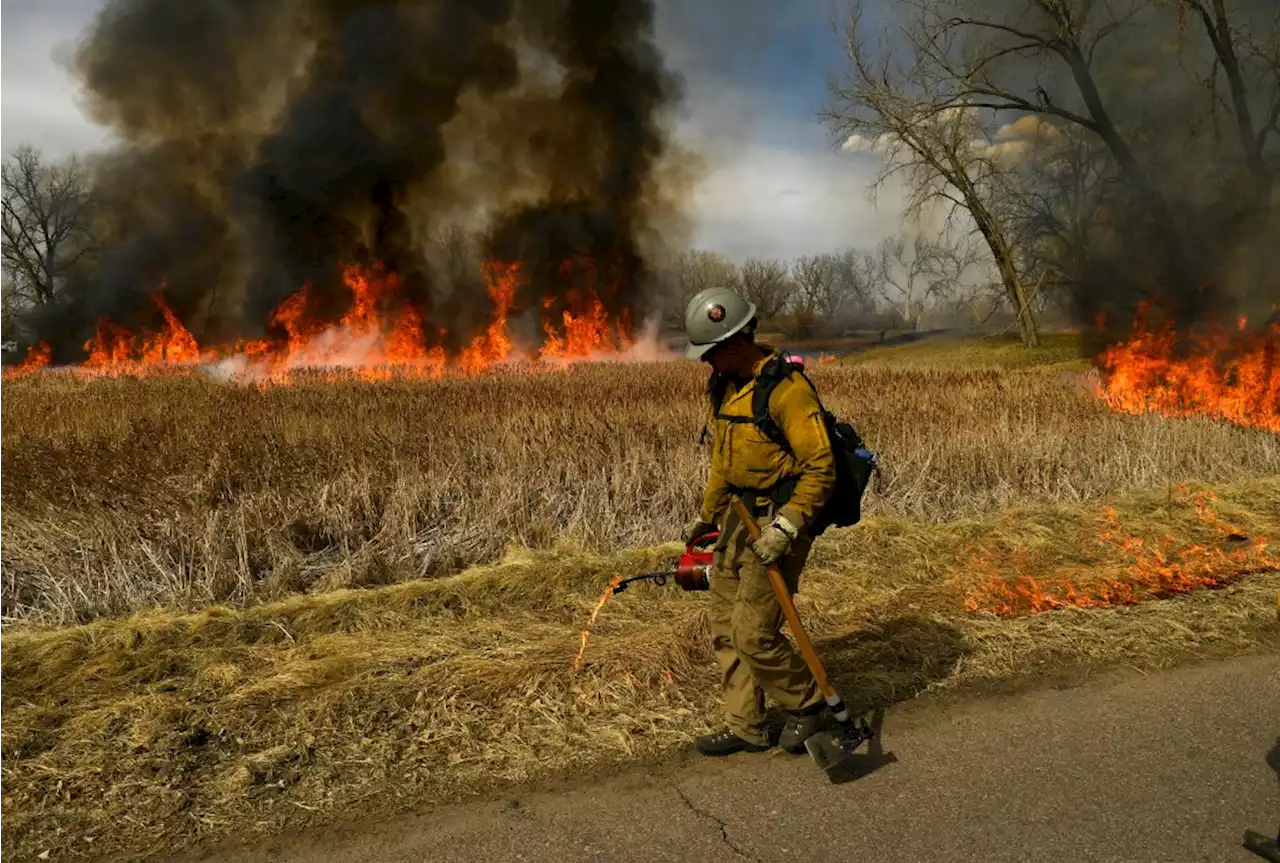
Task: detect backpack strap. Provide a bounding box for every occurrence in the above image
[711,353,798,451]
[749,353,795,451]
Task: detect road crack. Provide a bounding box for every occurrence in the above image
[673,785,763,863]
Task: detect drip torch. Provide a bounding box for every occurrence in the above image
[613,532,718,594]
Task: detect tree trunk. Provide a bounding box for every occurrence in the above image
[1061,44,1192,286]
[1004,263,1040,349]
[1205,0,1270,202]
[945,154,1040,348]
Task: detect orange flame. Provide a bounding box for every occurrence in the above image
[1096,304,1279,432]
[81,291,203,374]
[18,258,644,384]
[141,291,201,365]
[4,341,53,379]
[541,258,634,361]
[458,261,521,374]
[541,291,628,359]
[963,488,1270,616]
[573,576,624,669]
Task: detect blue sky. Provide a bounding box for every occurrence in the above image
[1,0,902,261]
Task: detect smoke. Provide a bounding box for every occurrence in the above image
[37,0,686,359]
[989,0,1280,346]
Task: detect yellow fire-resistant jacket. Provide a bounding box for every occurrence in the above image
[699,348,837,536]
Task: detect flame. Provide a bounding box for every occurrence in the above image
[573,576,624,669]
[84,318,143,372]
[3,341,53,379]
[541,291,633,360]
[541,259,634,361]
[78,290,205,375]
[963,488,1271,616]
[142,291,202,365]
[17,258,645,384]
[458,261,521,374]
[1096,303,1279,432]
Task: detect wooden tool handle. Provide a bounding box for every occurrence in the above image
[730,496,835,700]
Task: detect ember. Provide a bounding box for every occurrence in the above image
[962,488,1271,616]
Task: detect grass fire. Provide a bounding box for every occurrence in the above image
[1095,305,1280,433]
[4,0,1280,858]
[5,257,645,384]
[3,336,1278,862]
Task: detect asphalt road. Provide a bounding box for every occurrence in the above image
[178,654,1280,863]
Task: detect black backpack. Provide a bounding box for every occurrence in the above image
[703,353,880,537]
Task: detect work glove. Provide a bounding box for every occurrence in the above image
[682,518,717,545]
[750,514,799,565]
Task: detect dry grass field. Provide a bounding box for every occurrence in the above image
[3,336,1273,624]
[3,336,1279,860]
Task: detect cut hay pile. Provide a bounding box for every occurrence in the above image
[4,478,1278,861]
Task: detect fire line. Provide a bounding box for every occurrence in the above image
[7,258,639,384]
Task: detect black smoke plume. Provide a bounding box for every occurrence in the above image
[37,0,683,360]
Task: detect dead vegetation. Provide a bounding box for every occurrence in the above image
[2,477,1277,861]
[3,346,1277,624]
[2,341,1279,860]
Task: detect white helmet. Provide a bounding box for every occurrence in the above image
[683,287,757,360]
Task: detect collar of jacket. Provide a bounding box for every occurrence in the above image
[749,345,777,379]
[721,345,778,409]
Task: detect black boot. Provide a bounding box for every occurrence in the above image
[778,703,827,754]
[695,728,772,756]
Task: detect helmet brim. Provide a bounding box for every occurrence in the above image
[685,340,715,360]
[684,302,757,361]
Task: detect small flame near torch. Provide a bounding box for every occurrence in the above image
[573,575,623,669]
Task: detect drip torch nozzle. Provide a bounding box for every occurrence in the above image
[612,572,671,594]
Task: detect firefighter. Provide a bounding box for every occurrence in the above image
[681,286,838,756]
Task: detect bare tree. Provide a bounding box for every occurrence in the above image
[1170,0,1280,207]
[739,257,793,320]
[1002,121,1123,300]
[675,249,740,303]
[871,233,976,330]
[792,250,876,325]
[2,145,96,309]
[823,2,1041,346]
[792,254,838,318]
[905,0,1205,284]
[2,282,32,344]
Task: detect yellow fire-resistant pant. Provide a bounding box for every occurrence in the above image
[708,508,822,745]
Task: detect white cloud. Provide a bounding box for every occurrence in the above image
[841,133,892,154]
[665,64,904,261]
[975,114,1059,163]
